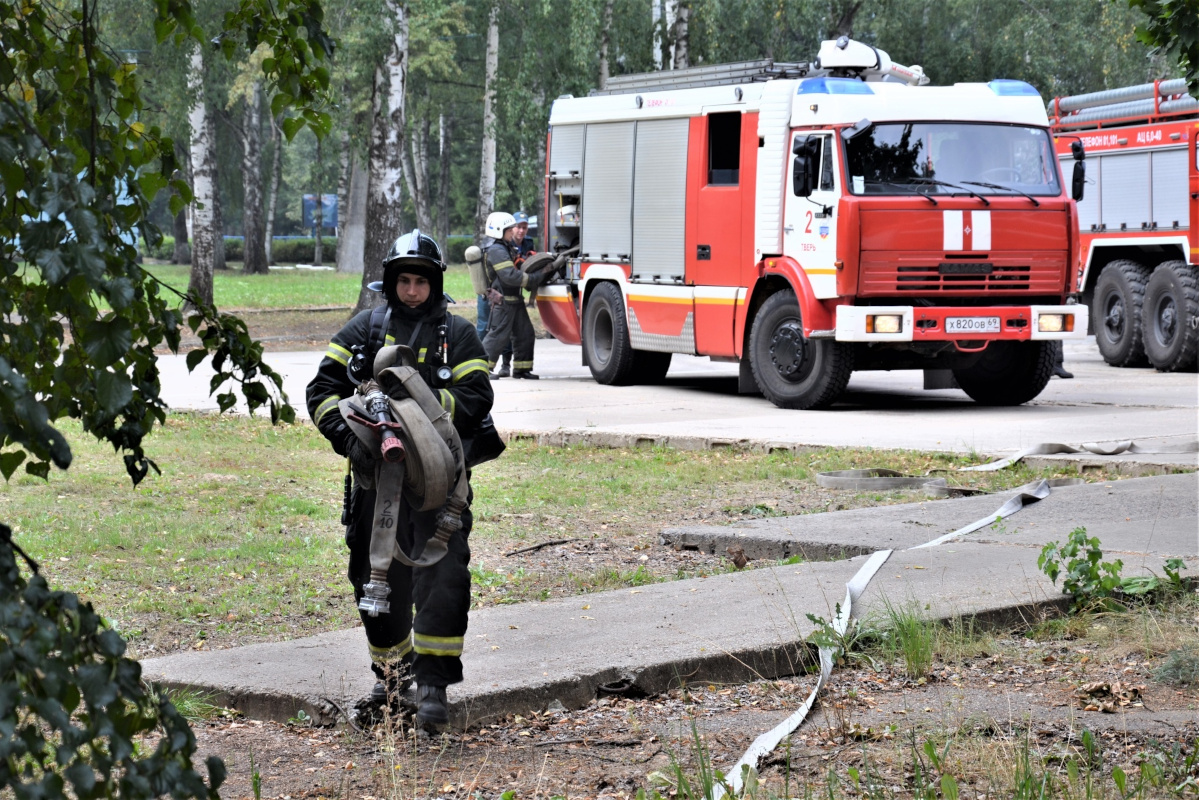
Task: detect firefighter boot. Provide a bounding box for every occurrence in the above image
[512,370,539,380]
[496,355,511,378]
[416,685,449,731]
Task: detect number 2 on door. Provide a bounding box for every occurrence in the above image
[804,210,813,234]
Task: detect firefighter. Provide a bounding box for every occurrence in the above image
[480,211,550,379]
[306,229,493,730]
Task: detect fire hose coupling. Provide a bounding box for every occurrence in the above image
[359,570,392,617]
[348,388,406,463]
[433,510,461,541]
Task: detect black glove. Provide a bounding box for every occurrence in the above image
[346,435,376,475]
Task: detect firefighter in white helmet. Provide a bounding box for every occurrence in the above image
[479,211,550,379]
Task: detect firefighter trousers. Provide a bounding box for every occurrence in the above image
[347,484,473,688]
[482,296,535,373]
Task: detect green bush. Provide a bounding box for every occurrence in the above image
[0,524,224,798]
[444,235,473,265]
[138,236,340,265]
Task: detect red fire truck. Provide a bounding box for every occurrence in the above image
[1050,81,1198,372]
[536,38,1088,409]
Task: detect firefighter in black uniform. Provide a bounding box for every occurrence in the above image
[480,211,551,379]
[306,230,493,730]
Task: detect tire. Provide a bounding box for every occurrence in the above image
[952,341,1055,406]
[748,289,853,409]
[1143,260,1199,372]
[582,282,636,385]
[631,350,672,384]
[1092,259,1151,367]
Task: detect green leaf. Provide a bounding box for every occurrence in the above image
[216,392,237,413]
[185,349,208,373]
[95,370,133,413]
[0,450,26,480]
[280,116,304,141]
[26,460,50,479]
[270,92,292,117]
[82,319,133,368]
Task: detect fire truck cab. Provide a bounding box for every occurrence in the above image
[537,38,1088,409]
[1050,81,1199,373]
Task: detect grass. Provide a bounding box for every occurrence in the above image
[0,413,1159,656]
[876,597,936,679]
[141,262,478,311]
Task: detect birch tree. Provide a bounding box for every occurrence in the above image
[474,3,500,238]
[241,80,268,274]
[264,112,283,264]
[186,44,217,307]
[358,1,411,311]
[599,0,615,88]
[673,2,689,68]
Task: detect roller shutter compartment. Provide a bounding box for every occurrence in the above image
[633,118,689,281]
[582,122,636,262]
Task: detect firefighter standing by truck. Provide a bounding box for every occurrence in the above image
[480,211,548,379]
[306,229,493,731]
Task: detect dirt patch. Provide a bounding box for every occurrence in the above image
[162,304,553,353]
[189,621,1198,799]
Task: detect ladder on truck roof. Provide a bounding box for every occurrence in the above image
[589,59,810,96]
[1049,79,1198,128]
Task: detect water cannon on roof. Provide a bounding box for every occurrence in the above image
[815,36,929,86]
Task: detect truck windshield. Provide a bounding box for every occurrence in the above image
[843,123,1061,197]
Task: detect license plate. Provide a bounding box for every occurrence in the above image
[945,316,1000,333]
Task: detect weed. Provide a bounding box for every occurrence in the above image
[248,746,262,800]
[287,708,311,727]
[877,597,935,679]
[1154,647,1199,685]
[1039,527,1124,608]
[1040,528,1189,610]
[164,688,229,722]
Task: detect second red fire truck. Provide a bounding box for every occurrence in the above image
[535,38,1089,409]
[1051,80,1198,373]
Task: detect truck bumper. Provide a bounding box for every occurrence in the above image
[834,304,1089,343]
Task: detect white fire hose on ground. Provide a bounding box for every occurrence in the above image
[715,436,1197,799]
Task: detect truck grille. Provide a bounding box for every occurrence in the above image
[858,254,1067,296]
[895,264,1031,291]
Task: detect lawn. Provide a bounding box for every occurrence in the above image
[1,413,1141,660]
[141,262,478,310]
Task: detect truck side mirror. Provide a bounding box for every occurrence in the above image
[792,137,819,197]
[1070,141,1086,202]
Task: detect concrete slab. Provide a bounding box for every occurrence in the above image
[156,336,1198,473]
[661,473,1199,561]
[141,476,1197,730]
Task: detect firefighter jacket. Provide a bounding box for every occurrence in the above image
[484,237,550,299]
[306,296,493,456]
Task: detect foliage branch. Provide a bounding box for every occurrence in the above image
[1124,0,1199,97]
[0,0,334,484]
[0,523,225,797]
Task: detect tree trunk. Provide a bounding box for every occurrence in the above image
[242,80,268,274]
[654,0,676,70]
[340,150,368,274]
[187,45,216,307]
[474,3,499,237]
[336,126,350,268]
[359,1,410,314]
[831,0,863,37]
[598,0,615,89]
[399,112,432,231]
[172,205,190,263]
[313,135,324,266]
[265,112,282,265]
[210,111,227,272]
[673,3,689,69]
[435,113,452,250]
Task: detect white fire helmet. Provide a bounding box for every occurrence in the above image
[485,211,517,239]
[557,204,579,226]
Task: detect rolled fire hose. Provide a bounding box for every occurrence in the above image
[339,345,470,616]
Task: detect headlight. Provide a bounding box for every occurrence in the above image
[867,314,903,334]
[1037,314,1068,333]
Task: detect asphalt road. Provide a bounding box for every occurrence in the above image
[159,336,1198,460]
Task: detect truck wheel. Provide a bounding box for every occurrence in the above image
[748,289,852,409]
[631,350,672,384]
[1143,261,1199,372]
[952,341,1055,405]
[1092,259,1150,367]
[582,282,636,385]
